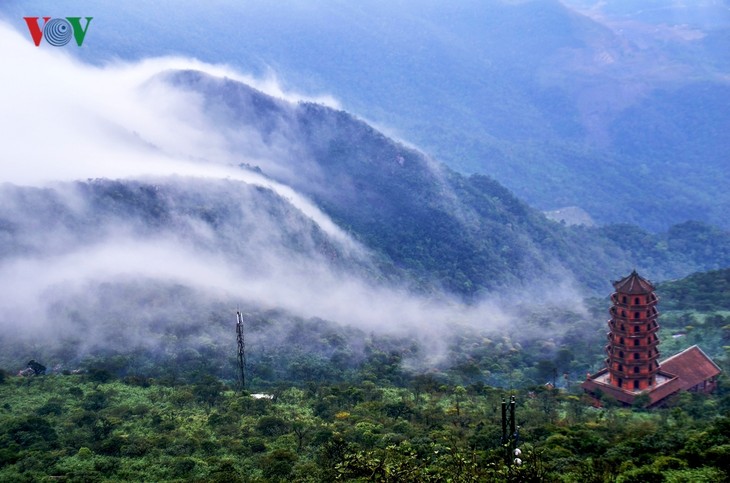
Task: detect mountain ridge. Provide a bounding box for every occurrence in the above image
[3,68,726,301]
[162,69,730,296]
[2,1,727,229]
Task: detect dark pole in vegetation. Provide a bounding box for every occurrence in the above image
[501,395,519,465]
[236,311,246,391]
[510,396,516,447]
[501,399,507,447]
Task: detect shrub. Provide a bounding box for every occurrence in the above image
[7,416,58,450]
[256,416,289,437]
[36,398,65,416]
[261,449,297,481]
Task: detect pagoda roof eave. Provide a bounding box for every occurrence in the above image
[613,270,655,294]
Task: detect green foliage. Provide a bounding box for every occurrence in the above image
[261,448,298,481]
[0,371,727,482]
[256,416,289,437]
[0,269,728,481]
[658,269,730,312]
[6,416,58,450]
[192,375,226,408]
[617,465,666,483]
[664,466,726,483]
[87,368,114,384]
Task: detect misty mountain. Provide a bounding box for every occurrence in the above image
[0,179,363,270]
[2,0,725,230]
[162,69,730,295]
[1,55,729,379]
[4,67,726,303]
[0,177,405,377]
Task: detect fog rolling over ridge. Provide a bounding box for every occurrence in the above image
[0,20,567,376]
[1,16,729,381]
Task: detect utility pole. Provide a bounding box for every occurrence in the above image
[236,310,246,392]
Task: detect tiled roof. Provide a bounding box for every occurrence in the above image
[613,270,655,294]
[647,374,684,405]
[660,345,722,391]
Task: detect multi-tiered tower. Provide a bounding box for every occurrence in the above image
[605,270,660,391]
[582,271,720,407]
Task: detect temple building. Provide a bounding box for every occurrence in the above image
[581,271,721,407]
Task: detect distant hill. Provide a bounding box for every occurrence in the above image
[658,269,730,312]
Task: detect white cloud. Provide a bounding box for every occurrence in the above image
[0,20,358,249]
[0,18,582,369]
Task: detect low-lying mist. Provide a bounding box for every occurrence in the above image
[0,176,592,385]
[0,20,591,385]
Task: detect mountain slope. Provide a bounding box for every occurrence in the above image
[159,69,730,295]
[1,56,730,378]
[657,268,730,312]
[2,0,725,230]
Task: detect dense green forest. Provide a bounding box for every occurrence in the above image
[1,269,729,482]
[658,269,730,312]
[1,371,729,482]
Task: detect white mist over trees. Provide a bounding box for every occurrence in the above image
[0,13,728,384]
[0,21,524,375]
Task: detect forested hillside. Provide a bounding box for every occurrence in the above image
[0,342,727,482]
[1,242,729,483]
[653,270,730,365]
[658,269,730,312]
[166,69,730,296]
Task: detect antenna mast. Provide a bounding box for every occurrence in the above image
[236,310,246,391]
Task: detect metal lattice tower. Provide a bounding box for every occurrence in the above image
[236,310,246,391]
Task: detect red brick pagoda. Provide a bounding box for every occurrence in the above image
[605,270,661,391]
[582,271,721,407]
